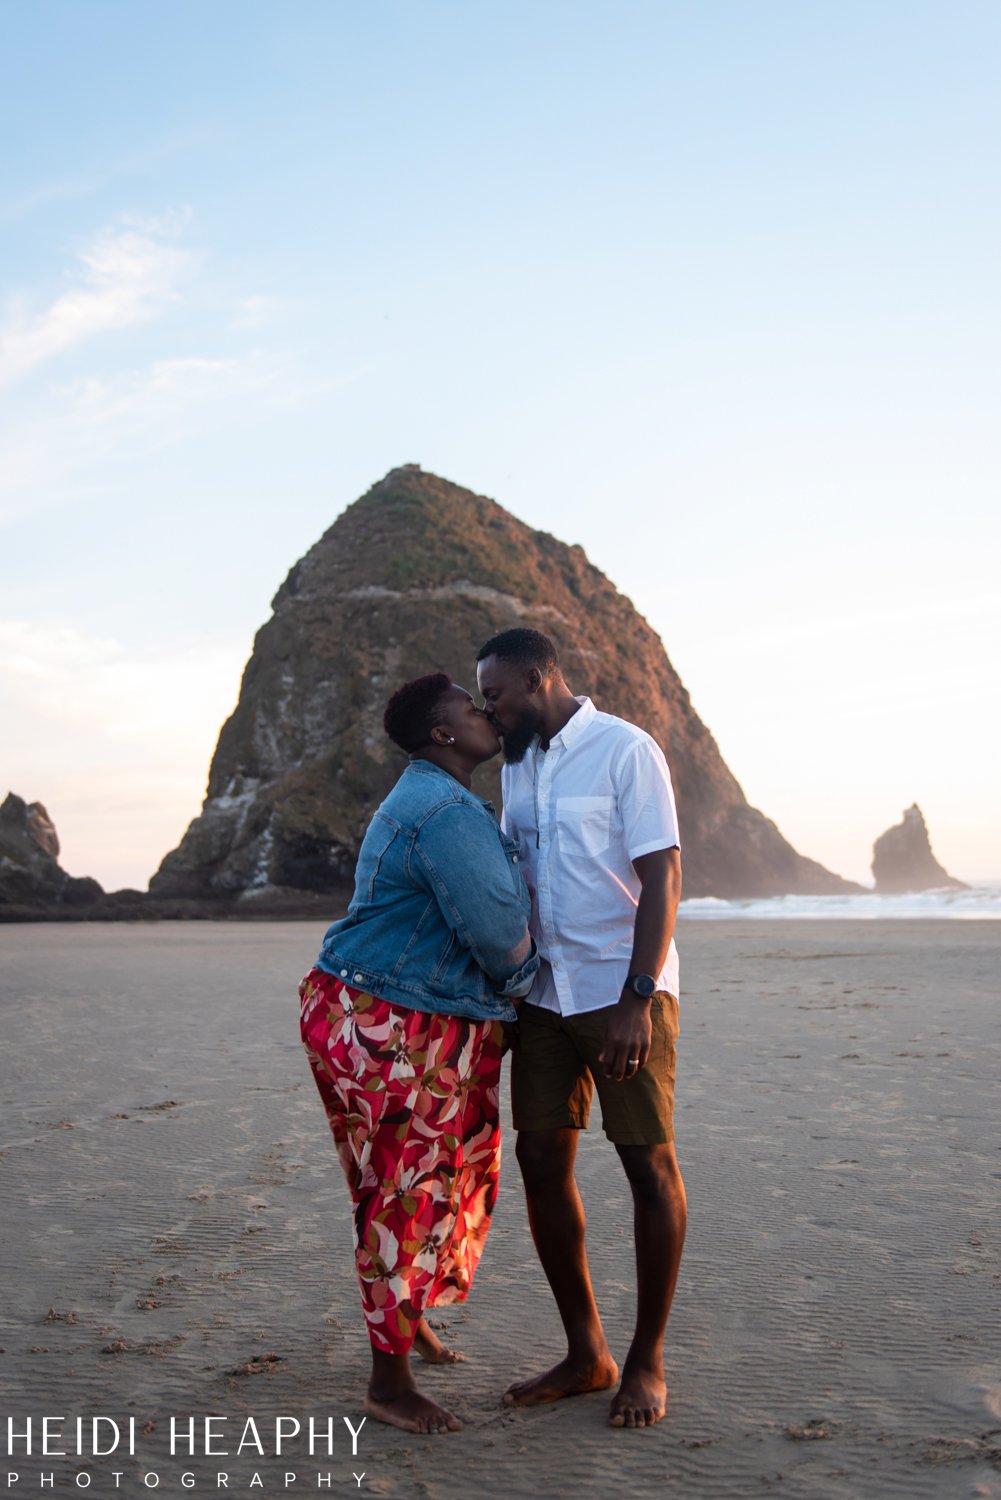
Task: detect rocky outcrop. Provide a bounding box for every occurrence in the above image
[0,793,105,917]
[871,804,967,893]
[151,466,861,903]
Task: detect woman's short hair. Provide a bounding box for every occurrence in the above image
[383,672,453,753]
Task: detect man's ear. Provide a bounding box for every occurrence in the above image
[526,667,543,695]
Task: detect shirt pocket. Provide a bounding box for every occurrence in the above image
[557,795,614,858]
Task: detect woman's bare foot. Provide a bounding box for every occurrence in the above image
[364,1388,462,1434]
[366,1345,462,1433]
[413,1316,464,1365]
[503,1351,619,1406]
[609,1364,668,1428]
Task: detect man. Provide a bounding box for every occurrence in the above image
[476,627,686,1430]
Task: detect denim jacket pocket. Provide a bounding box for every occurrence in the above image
[356,813,400,902]
[430,929,458,983]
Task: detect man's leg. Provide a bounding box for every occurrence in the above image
[504,1126,619,1404]
[610,1141,687,1428]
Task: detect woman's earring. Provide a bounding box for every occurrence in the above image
[446,736,456,745]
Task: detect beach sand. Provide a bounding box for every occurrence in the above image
[1,919,999,1499]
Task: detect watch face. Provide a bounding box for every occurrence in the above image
[630,973,657,998]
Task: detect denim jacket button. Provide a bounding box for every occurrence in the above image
[340,969,348,977]
[512,854,519,862]
[353,972,364,983]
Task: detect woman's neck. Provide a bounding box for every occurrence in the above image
[412,750,472,790]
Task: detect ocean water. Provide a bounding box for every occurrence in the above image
[679,882,1001,920]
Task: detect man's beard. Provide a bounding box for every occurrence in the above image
[500,709,541,764]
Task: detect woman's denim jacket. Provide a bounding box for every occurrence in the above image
[315,760,539,1022]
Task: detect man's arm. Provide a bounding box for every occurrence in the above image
[598,845,682,1081]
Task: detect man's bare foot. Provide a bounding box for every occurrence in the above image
[609,1365,668,1428]
[503,1352,619,1406]
[364,1388,462,1435]
[413,1317,464,1365]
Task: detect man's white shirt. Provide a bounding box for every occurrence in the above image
[500,696,681,1016]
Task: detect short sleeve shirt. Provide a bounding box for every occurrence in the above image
[500,697,681,1015]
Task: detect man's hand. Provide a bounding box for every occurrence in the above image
[599,992,653,1081]
[599,845,681,1082]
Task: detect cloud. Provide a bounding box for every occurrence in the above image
[0,210,362,526]
[0,617,244,746]
[231,294,292,329]
[0,213,197,386]
[66,350,282,431]
[0,349,285,525]
[0,618,247,888]
[0,132,208,226]
[0,167,111,225]
[0,340,365,527]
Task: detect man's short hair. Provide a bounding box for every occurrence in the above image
[383,672,452,753]
[476,627,560,674]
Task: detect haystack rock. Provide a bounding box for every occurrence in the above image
[151,466,861,904]
[872,804,967,894]
[0,793,104,917]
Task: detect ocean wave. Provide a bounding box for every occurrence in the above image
[679,884,1001,920]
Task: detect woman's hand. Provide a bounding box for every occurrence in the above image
[500,1018,520,1055]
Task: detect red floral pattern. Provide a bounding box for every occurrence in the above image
[299,967,504,1355]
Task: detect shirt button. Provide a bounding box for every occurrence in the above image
[353,972,364,983]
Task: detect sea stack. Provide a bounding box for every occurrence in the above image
[151,466,860,904]
[0,793,104,918]
[871,804,967,894]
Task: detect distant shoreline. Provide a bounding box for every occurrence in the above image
[4,883,1000,924]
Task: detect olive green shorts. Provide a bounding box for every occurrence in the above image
[510,992,679,1145]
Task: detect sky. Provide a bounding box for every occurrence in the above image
[1,0,999,891]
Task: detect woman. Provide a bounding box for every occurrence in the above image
[299,673,538,1435]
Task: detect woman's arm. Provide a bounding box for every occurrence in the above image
[412,802,538,994]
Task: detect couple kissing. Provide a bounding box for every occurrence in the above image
[299,627,686,1434]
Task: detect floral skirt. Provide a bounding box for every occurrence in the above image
[299,967,504,1355]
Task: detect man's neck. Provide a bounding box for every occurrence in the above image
[539,691,582,751]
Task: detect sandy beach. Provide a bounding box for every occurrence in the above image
[1,918,999,1500]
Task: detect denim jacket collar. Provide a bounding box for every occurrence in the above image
[406,757,500,819]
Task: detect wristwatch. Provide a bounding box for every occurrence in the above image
[624,972,657,999]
